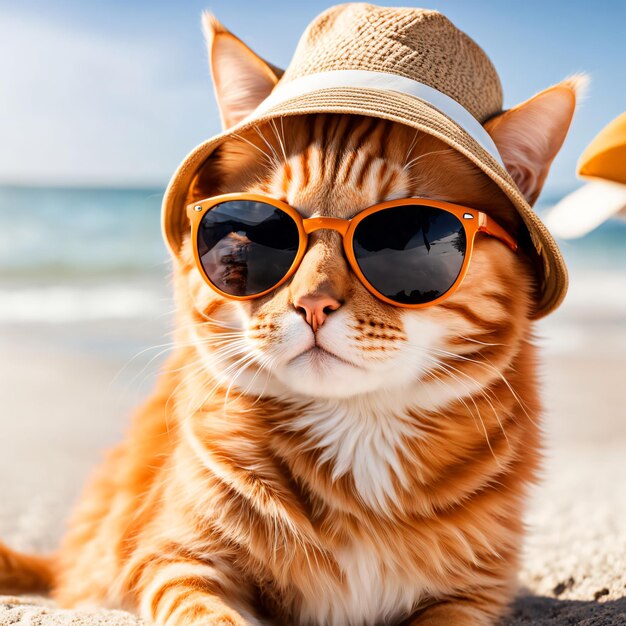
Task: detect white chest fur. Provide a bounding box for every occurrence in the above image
[288,395,422,512]
[286,397,431,624]
[297,539,425,626]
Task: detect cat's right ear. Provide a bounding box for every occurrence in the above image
[203,13,282,130]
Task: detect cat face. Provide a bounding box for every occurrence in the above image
[172,16,579,404]
[178,115,533,401]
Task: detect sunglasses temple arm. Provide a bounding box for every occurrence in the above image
[478,213,518,252]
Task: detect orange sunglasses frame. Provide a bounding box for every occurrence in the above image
[186,193,518,309]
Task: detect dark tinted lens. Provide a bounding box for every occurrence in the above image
[352,205,467,304]
[197,200,300,297]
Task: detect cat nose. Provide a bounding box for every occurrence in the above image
[293,294,341,332]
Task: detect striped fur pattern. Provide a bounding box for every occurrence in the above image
[39,115,542,626]
[0,542,53,595]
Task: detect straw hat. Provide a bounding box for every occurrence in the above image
[544,112,626,239]
[162,3,568,318]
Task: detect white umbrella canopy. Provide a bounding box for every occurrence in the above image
[544,111,626,239]
[543,180,626,239]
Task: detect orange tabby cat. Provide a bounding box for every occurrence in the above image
[0,14,582,626]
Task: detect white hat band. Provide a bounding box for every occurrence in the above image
[252,69,504,167]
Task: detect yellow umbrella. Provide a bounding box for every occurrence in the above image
[579,111,626,184]
[544,111,626,238]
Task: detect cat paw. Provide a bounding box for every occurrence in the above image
[159,605,258,626]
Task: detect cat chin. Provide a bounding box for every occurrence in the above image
[273,351,410,399]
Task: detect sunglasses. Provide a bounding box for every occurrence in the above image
[186,193,517,308]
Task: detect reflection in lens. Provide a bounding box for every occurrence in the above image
[197,200,300,296]
[352,205,466,304]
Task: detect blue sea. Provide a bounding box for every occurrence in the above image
[1,184,625,328]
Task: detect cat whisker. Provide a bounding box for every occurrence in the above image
[252,125,283,168]
[269,118,289,164]
[186,348,257,415]
[424,355,499,463]
[128,334,245,392]
[174,314,243,335]
[112,333,235,394]
[458,336,504,347]
[220,345,280,407]
[109,339,181,389]
[403,129,421,167]
[190,310,243,331]
[403,148,453,172]
[430,355,510,449]
[231,131,279,169]
[223,353,260,408]
[429,347,534,426]
[236,352,277,405]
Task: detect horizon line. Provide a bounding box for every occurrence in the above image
[0,180,580,200]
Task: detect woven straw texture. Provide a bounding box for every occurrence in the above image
[283,3,503,122]
[162,3,568,318]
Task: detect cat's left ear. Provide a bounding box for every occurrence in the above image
[203,13,283,130]
[484,76,587,205]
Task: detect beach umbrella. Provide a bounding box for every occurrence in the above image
[543,111,626,239]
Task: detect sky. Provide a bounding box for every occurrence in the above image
[1,0,624,194]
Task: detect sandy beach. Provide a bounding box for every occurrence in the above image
[0,296,625,625]
[3,0,626,619]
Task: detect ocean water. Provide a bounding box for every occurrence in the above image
[0,185,170,324]
[0,184,625,327]
[0,185,167,278]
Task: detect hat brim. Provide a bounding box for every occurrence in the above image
[162,87,567,318]
[543,180,626,239]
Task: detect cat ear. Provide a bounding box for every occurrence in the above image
[484,76,587,205]
[203,13,282,130]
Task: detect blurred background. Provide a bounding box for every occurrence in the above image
[0,0,625,616]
